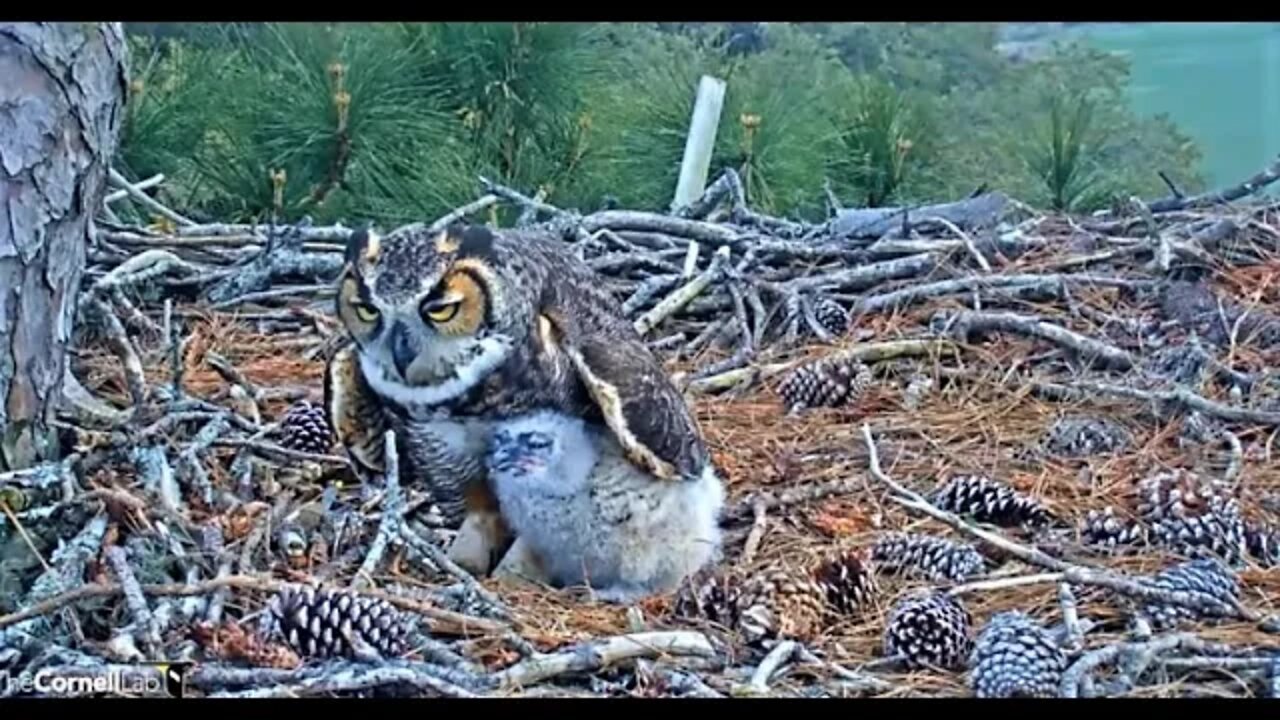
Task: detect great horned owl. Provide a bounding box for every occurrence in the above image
[325,221,721,582]
[484,410,723,603]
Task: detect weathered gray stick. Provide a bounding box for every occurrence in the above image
[353,431,402,589]
[494,631,715,689]
[634,246,730,336]
[943,309,1135,370]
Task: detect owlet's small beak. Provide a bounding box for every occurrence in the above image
[388,321,417,379]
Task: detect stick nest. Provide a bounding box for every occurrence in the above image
[3,167,1280,699]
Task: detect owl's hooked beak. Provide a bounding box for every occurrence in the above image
[388,321,417,379]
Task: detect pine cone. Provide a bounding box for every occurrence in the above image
[776,353,873,412]
[1042,416,1131,458]
[812,550,879,617]
[1136,470,1246,564]
[930,474,1054,528]
[278,400,333,455]
[901,371,934,411]
[1079,506,1148,550]
[1178,411,1221,445]
[871,532,986,583]
[270,585,414,660]
[1138,557,1240,631]
[1138,344,1208,388]
[968,611,1066,698]
[882,590,973,670]
[736,564,828,644]
[672,567,743,628]
[812,296,848,337]
[1245,522,1279,568]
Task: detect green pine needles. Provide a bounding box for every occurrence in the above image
[115,23,1207,226]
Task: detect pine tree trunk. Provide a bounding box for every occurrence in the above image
[0,23,128,471]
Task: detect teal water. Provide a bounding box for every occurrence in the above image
[1076,22,1280,191]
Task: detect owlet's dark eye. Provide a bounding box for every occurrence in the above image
[522,433,553,450]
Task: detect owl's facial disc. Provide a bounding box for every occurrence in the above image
[359,276,515,412]
[338,224,516,411]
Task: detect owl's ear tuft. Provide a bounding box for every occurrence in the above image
[456,224,496,260]
[345,223,374,268]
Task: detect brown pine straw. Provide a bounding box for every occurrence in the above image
[50,230,1280,697]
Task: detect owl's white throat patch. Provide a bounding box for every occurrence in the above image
[360,336,513,411]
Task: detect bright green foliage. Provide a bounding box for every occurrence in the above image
[397,23,606,215]
[115,23,1208,225]
[573,29,713,212]
[117,33,241,219]
[827,76,933,208]
[798,22,1007,93]
[1024,89,1104,211]
[192,23,468,224]
[904,41,1204,211]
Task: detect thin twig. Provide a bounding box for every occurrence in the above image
[398,526,510,621]
[210,663,481,698]
[928,215,992,272]
[1058,583,1085,652]
[740,500,768,564]
[103,545,163,659]
[946,573,1064,596]
[634,246,730,336]
[109,168,195,226]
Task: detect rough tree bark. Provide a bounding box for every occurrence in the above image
[0,23,128,471]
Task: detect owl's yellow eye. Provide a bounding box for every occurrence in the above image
[353,303,379,323]
[423,301,460,324]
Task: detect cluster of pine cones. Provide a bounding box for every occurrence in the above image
[1079,468,1277,568]
[677,551,1242,697]
[674,474,1055,645]
[673,548,882,646]
[775,350,875,413]
[671,459,1258,697]
[674,554,1025,694]
[782,294,848,341]
[972,557,1244,697]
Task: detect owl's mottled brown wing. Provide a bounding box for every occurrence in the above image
[551,319,710,482]
[324,341,387,476]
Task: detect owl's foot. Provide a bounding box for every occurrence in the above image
[447,511,510,576]
[492,537,552,587]
[585,583,654,606]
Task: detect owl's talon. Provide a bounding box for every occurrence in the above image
[585,584,649,606]
[447,519,499,577]
[492,537,552,587]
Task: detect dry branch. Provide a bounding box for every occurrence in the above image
[944,309,1135,370]
[494,632,716,689]
[1145,154,1280,213]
